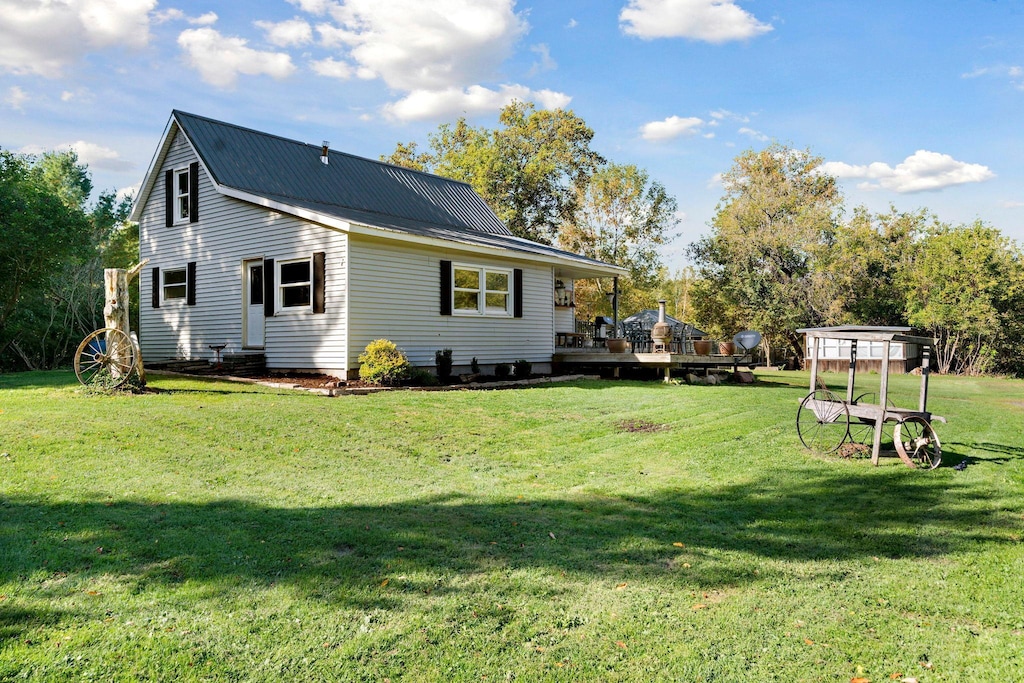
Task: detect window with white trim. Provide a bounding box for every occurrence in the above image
[162,267,188,302]
[453,265,511,316]
[175,169,190,223]
[278,257,311,310]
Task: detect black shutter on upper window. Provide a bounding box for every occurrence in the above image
[151,267,160,308]
[186,262,196,306]
[312,252,326,314]
[263,258,275,317]
[513,268,523,318]
[164,170,173,227]
[188,162,199,223]
[440,260,452,315]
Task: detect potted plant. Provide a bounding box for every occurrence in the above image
[693,339,712,355]
[606,337,628,353]
[718,341,735,355]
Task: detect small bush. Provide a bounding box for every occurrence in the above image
[435,348,453,380]
[470,357,480,374]
[409,367,440,386]
[494,363,511,378]
[513,359,532,377]
[358,339,412,386]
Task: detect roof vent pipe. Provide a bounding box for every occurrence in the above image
[320,141,330,165]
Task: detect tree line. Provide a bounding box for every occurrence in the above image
[386,105,1022,376]
[0,149,136,371]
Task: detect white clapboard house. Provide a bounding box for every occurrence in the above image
[129,111,624,378]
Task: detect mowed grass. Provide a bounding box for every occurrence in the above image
[1,369,1022,682]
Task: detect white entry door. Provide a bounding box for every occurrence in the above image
[243,259,265,348]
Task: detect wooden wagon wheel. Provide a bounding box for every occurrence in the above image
[847,392,896,447]
[796,389,850,454]
[895,416,942,470]
[74,328,138,389]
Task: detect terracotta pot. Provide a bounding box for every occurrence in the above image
[606,338,627,353]
[718,341,735,355]
[693,340,712,355]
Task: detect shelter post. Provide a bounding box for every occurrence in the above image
[846,340,858,403]
[872,340,892,465]
[808,334,819,395]
[919,344,931,413]
[612,276,619,335]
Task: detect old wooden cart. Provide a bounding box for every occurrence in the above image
[795,326,944,469]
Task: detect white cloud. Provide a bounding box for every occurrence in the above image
[529,43,556,75]
[999,200,1024,209]
[18,140,135,171]
[154,8,218,25]
[383,84,570,121]
[738,126,768,141]
[709,108,749,123]
[566,18,578,29]
[289,0,333,14]
[640,115,705,141]
[822,150,995,193]
[0,0,155,77]
[178,28,296,88]
[310,57,353,79]
[5,86,28,110]
[65,140,136,171]
[960,64,1024,90]
[255,18,313,47]
[620,0,772,43]
[706,172,724,189]
[310,0,527,91]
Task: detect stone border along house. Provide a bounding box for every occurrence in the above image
[129,111,625,379]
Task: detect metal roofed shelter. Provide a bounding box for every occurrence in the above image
[797,325,944,468]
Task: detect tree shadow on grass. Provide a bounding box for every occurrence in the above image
[1,469,1016,612]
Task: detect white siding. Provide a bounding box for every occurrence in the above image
[819,338,907,360]
[346,236,555,372]
[138,128,348,371]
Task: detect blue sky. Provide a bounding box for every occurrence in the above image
[2,0,1022,269]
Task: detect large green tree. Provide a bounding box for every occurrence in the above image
[902,221,1022,374]
[0,148,134,370]
[383,101,604,244]
[690,143,843,358]
[558,163,677,318]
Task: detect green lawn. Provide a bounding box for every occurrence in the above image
[1,370,1022,681]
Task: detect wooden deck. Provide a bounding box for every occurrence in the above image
[553,350,749,373]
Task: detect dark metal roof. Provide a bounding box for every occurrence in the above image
[622,309,706,337]
[175,110,512,235]
[170,111,621,272]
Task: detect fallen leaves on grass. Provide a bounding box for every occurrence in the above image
[692,604,707,610]
[380,579,389,587]
[851,678,870,683]
[672,542,685,548]
[615,640,627,649]
[615,582,628,590]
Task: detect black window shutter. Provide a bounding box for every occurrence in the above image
[151,267,160,308]
[186,261,197,306]
[188,162,199,223]
[263,258,275,317]
[164,170,173,227]
[513,268,523,318]
[440,260,452,315]
[312,252,326,314]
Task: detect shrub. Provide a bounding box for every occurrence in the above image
[494,363,511,378]
[409,367,440,386]
[470,357,480,374]
[435,348,453,380]
[358,339,412,386]
[513,359,532,377]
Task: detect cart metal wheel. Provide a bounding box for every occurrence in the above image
[797,390,851,453]
[895,416,941,470]
[74,328,138,389]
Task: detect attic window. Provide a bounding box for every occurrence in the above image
[175,169,190,222]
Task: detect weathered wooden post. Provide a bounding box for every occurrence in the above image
[103,260,148,385]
